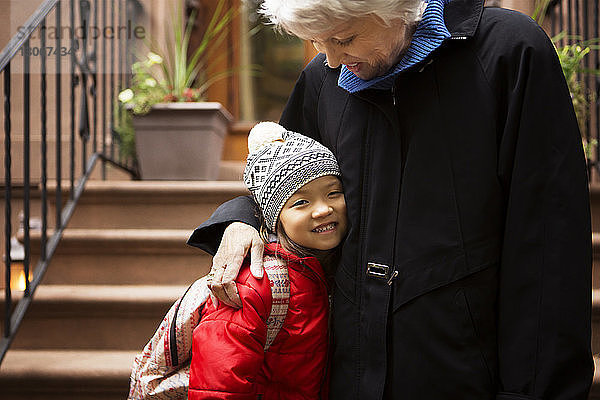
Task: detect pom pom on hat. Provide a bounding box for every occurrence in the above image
[247,121,287,153]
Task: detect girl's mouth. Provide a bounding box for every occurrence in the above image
[312,222,337,233]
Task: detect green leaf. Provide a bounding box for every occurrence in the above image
[121,0,239,116]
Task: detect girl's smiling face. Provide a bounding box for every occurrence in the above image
[278,175,348,251]
[307,15,414,80]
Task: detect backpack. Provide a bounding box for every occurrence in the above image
[128,256,290,400]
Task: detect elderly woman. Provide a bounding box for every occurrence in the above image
[188,0,593,398]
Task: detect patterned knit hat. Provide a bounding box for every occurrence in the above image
[243,122,341,232]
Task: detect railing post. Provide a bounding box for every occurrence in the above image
[559,0,564,46]
[56,0,62,229]
[574,0,579,39]
[41,18,48,266]
[78,0,90,175]
[23,38,31,297]
[117,0,123,164]
[102,0,107,179]
[70,0,75,199]
[125,0,131,89]
[593,1,600,175]
[4,63,11,339]
[583,0,590,147]
[93,0,98,154]
[110,0,115,160]
[567,0,572,38]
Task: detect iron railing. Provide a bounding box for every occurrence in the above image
[1,0,141,363]
[545,0,600,180]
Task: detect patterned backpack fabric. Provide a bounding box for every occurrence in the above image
[128,256,290,400]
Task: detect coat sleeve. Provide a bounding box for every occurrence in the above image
[187,195,261,256]
[188,270,271,399]
[482,12,593,399]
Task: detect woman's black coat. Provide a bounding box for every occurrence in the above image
[188,0,593,398]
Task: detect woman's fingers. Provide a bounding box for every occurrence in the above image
[208,263,228,306]
[208,222,264,308]
[206,270,218,306]
[249,239,264,279]
[221,255,244,308]
[222,281,241,308]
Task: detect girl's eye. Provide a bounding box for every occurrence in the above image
[292,199,308,207]
[328,190,343,197]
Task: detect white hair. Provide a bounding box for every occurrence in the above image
[259,0,426,37]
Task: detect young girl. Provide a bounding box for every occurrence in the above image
[187,121,347,399]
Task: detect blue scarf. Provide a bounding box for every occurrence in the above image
[338,0,451,93]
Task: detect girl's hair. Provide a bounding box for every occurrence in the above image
[260,0,426,38]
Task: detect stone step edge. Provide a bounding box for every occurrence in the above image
[0,349,136,388]
[9,284,587,317]
[0,284,188,318]
[2,351,599,392]
[23,228,202,254]
[45,180,249,201]
[23,228,600,257]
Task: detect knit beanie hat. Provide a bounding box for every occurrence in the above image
[243,122,341,232]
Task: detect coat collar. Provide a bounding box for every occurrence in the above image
[444,0,484,38]
[338,0,451,93]
[337,0,485,93]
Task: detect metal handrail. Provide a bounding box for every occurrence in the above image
[0,0,59,73]
[1,0,140,364]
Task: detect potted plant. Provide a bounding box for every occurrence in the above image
[118,0,234,180]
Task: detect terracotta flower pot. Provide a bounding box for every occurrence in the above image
[132,102,233,180]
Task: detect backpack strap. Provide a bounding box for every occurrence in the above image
[128,257,290,399]
[128,276,210,399]
[262,255,290,351]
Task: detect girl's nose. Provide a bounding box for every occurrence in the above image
[312,203,333,219]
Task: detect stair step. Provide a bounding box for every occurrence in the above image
[0,349,136,400]
[26,228,211,285]
[47,180,249,229]
[2,350,599,399]
[2,285,187,350]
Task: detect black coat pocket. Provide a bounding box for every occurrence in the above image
[386,265,499,399]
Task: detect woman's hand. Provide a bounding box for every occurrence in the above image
[207,222,264,308]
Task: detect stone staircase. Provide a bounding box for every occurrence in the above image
[0,177,599,398]
[0,175,248,399]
